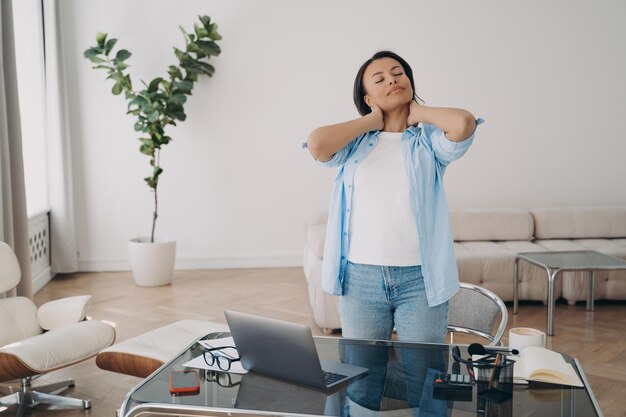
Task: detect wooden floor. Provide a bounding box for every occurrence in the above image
[3,268,625,417]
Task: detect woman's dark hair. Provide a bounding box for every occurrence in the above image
[353,50,424,116]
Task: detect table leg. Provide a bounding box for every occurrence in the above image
[513,257,519,315]
[546,268,559,336]
[586,271,595,312]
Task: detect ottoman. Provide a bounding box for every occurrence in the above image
[96,320,228,378]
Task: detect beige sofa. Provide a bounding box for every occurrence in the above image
[303,207,626,332]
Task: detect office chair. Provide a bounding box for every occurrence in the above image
[0,241,115,416]
[447,282,508,346]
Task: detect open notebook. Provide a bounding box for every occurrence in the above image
[474,346,583,387]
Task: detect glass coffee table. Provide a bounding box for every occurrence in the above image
[118,332,603,417]
[513,250,626,336]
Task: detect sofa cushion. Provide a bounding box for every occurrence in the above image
[450,209,534,241]
[572,239,626,258]
[531,207,626,239]
[613,238,626,247]
[454,240,558,301]
[532,238,587,252]
[304,211,328,230]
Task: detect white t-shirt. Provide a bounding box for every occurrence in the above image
[347,131,421,266]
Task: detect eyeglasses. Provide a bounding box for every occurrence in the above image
[202,346,240,371]
[205,370,241,388]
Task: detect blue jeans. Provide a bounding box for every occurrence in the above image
[339,261,449,343]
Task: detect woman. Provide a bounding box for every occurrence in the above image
[307,50,483,343]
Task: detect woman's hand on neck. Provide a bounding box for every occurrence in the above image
[382,103,410,132]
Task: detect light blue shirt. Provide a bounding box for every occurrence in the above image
[314,118,484,307]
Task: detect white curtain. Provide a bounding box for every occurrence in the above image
[0,0,33,298]
[43,0,78,273]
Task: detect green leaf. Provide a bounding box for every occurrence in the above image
[144,176,157,189]
[208,24,222,41]
[147,110,160,123]
[180,59,200,74]
[161,136,172,145]
[151,93,167,103]
[196,40,221,56]
[148,77,163,93]
[196,61,215,76]
[115,49,132,61]
[178,53,193,65]
[83,48,97,59]
[123,74,133,90]
[199,15,211,28]
[184,71,198,82]
[96,32,107,47]
[168,65,183,80]
[112,82,123,95]
[166,103,186,121]
[173,47,185,61]
[107,72,123,82]
[129,95,147,107]
[172,80,193,94]
[150,101,164,113]
[84,47,103,61]
[182,59,214,76]
[188,43,207,59]
[104,38,118,55]
[168,94,187,105]
[194,23,209,39]
[134,121,144,131]
[140,140,155,156]
[154,166,164,177]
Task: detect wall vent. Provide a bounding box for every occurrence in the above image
[28,211,52,293]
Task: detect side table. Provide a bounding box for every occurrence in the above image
[513,250,626,336]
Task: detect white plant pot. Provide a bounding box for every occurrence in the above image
[128,238,177,286]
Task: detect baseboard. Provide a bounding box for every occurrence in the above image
[32,266,53,294]
[77,253,303,272]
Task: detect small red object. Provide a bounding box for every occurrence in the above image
[169,370,200,395]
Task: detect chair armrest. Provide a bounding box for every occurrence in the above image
[37,295,92,330]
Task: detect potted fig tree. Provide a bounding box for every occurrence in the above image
[84,15,221,286]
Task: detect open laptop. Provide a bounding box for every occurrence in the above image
[224,310,368,390]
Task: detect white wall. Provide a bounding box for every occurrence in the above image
[60,0,626,271]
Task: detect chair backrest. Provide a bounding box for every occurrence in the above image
[0,241,22,293]
[447,282,508,346]
[0,242,42,346]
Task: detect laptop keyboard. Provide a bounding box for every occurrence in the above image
[323,370,347,386]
